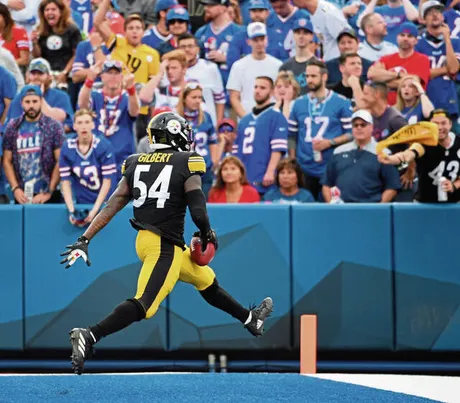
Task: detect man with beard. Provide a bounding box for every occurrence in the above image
[233,76,288,195]
[195,0,244,86]
[416,1,460,122]
[368,22,431,105]
[379,109,460,203]
[288,58,353,200]
[227,22,282,119]
[2,85,64,204]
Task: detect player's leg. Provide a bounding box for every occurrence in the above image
[69,231,183,374]
[179,248,273,336]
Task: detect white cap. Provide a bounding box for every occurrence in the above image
[247,22,267,39]
[421,0,444,18]
[351,110,373,125]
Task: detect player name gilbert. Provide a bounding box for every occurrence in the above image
[138,153,173,164]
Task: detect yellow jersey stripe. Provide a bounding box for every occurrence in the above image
[188,161,206,173]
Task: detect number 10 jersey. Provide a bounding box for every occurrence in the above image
[122,150,206,247]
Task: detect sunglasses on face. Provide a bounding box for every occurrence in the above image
[103,60,123,70]
[169,19,187,25]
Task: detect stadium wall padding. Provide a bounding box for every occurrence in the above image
[1,204,459,352]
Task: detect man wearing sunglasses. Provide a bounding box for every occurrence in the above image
[322,109,400,202]
[157,6,190,56]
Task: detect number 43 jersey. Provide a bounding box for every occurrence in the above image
[122,150,206,248]
[416,133,460,203]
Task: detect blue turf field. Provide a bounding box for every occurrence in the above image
[0,373,441,402]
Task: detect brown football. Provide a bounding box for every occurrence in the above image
[190,236,216,266]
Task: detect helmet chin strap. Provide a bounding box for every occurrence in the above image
[149,143,173,150]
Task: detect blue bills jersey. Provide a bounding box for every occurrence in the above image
[59,134,116,203]
[416,34,460,115]
[266,8,311,61]
[289,90,353,177]
[88,90,136,172]
[71,0,93,34]
[195,22,244,85]
[142,27,172,51]
[72,40,110,77]
[401,102,424,124]
[190,112,218,170]
[234,106,288,194]
[445,9,460,39]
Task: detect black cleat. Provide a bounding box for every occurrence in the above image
[69,328,96,375]
[245,297,274,337]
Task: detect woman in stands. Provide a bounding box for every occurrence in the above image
[0,4,30,67]
[208,156,260,203]
[395,75,434,124]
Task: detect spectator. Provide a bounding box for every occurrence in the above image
[227,0,281,70]
[67,0,91,34]
[6,58,74,131]
[179,33,225,125]
[157,6,189,56]
[358,13,398,61]
[266,0,311,61]
[78,60,139,181]
[215,118,237,160]
[274,70,300,120]
[379,109,460,203]
[288,58,353,200]
[142,0,177,51]
[357,0,418,45]
[114,0,156,27]
[0,47,24,90]
[208,155,260,203]
[263,157,315,203]
[139,50,188,111]
[91,0,125,35]
[343,0,368,35]
[31,0,82,90]
[443,2,460,39]
[290,0,350,61]
[94,0,160,139]
[417,1,460,123]
[229,0,243,24]
[395,75,434,124]
[0,65,16,129]
[59,109,116,225]
[227,22,282,119]
[176,82,219,197]
[367,22,431,105]
[331,52,365,108]
[322,109,400,202]
[3,0,40,38]
[195,0,244,86]
[3,85,64,204]
[0,4,29,67]
[279,18,316,95]
[233,76,288,195]
[326,28,373,85]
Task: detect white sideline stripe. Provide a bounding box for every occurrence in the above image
[306,374,460,403]
[0,372,198,376]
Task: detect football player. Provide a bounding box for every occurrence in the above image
[60,112,274,375]
[378,109,460,203]
[59,109,116,224]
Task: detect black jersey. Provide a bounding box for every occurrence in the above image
[416,134,460,203]
[122,149,206,247]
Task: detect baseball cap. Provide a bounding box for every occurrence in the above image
[421,0,444,18]
[28,58,51,74]
[166,6,190,22]
[398,22,418,37]
[217,118,236,132]
[154,0,179,13]
[199,0,229,6]
[20,85,43,101]
[247,22,267,39]
[102,59,123,73]
[351,110,373,125]
[337,27,358,42]
[248,0,269,10]
[152,106,173,117]
[293,18,313,33]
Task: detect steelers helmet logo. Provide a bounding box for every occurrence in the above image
[47,35,62,50]
[167,119,181,134]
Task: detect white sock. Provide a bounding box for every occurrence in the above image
[244,311,252,325]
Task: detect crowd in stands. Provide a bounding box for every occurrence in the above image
[1,0,460,224]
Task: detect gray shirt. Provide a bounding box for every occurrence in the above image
[116,0,156,25]
[279,57,314,95]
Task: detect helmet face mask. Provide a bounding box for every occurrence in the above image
[146,112,194,151]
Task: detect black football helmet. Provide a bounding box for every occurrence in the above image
[146,112,194,152]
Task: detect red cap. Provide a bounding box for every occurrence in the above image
[217,118,237,132]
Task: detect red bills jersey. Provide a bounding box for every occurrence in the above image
[0,26,29,59]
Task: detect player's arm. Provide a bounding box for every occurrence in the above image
[378,143,425,165]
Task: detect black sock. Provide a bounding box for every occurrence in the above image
[199,279,249,323]
[89,299,145,342]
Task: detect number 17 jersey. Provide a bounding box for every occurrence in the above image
[122,150,206,248]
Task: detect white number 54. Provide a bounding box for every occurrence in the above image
[133,165,173,208]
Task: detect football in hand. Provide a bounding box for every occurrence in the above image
[190,236,215,266]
